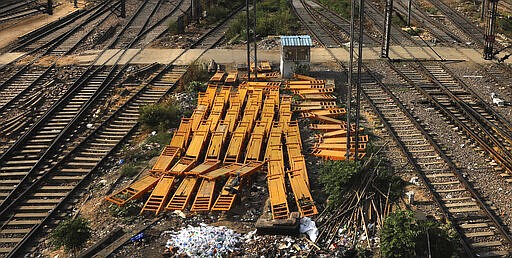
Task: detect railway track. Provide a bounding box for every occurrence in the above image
[109,0,164,49]
[482,63,512,99]
[390,61,512,183]
[425,0,484,46]
[0,64,187,257]
[0,0,45,23]
[191,5,244,49]
[305,0,379,45]
[0,0,235,253]
[0,0,190,212]
[364,0,420,46]
[291,0,339,47]
[294,0,512,255]
[393,0,465,44]
[0,66,126,206]
[501,1,512,14]
[0,0,184,149]
[361,64,512,257]
[9,0,114,54]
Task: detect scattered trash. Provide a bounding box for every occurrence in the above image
[130,232,144,243]
[118,159,124,165]
[406,191,415,205]
[299,217,318,242]
[86,123,93,129]
[165,224,241,257]
[151,131,157,136]
[173,210,186,219]
[491,93,505,107]
[409,176,419,185]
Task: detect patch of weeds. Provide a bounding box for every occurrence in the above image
[120,164,140,177]
[109,199,141,221]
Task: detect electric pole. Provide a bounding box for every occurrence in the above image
[246,0,251,81]
[407,0,412,27]
[354,0,364,162]
[346,0,356,160]
[483,0,499,60]
[381,0,393,58]
[121,0,126,18]
[253,0,257,81]
[47,0,53,15]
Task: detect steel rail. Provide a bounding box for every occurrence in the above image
[361,66,512,256]
[0,0,187,212]
[0,4,233,254]
[292,0,512,255]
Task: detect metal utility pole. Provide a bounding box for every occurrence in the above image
[483,0,498,60]
[253,0,258,81]
[346,0,356,160]
[355,0,364,161]
[121,0,126,18]
[381,0,393,57]
[47,0,53,15]
[246,0,251,81]
[407,0,412,26]
[480,0,487,21]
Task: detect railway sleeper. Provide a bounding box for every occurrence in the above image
[3,159,37,165]
[0,166,32,171]
[50,175,85,181]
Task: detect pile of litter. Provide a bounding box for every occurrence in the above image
[165,224,241,257]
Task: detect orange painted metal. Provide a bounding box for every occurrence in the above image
[190,179,216,212]
[223,122,249,163]
[200,163,244,180]
[301,108,347,118]
[259,61,272,71]
[311,149,366,160]
[105,175,160,205]
[287,170,318,217]
[225,71,238,84]
[205,122,229,160]
[292,88,334,95]
[185,160,221,176]
[210,71,225,82]
[211,175,242,211]
[165,177,199,211]
[148,146,180,175]
[293,73,317,81]
[245,122,267,162]
[140,175,175,214]
[267,174,289,219]
[169,118,193,149]
[298,93,337,100]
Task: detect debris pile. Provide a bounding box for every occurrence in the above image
[243,230,312,256]
[164,224,241,257]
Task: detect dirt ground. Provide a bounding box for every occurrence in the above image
[0,0,87,51]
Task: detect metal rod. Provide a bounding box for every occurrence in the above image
[121,0,126,18]
[355,0,364,161]
[246,0,250,81]
[480,0,486,21]
[381,0,393,58]
[346,0,356,160]
[253,0,257,81]
[483,0,499,60]
[407,0,412,26]
[47,0,53,15]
